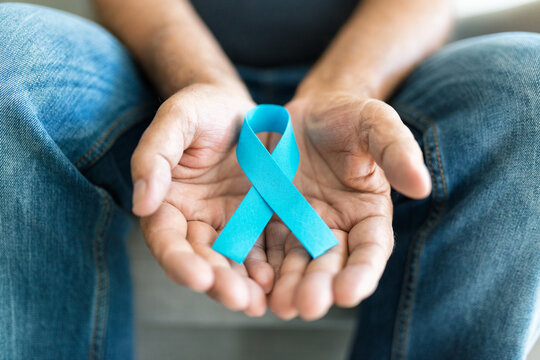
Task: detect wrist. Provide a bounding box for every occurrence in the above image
[150,58,248,100]
[166,81,255,113]
[139,18,247,99]
[295,70,377,101]
[182,75,251,100]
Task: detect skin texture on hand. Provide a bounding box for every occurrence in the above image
[94,0,451,319]
[130,83,275,317]
[264,93,431,320]
[130,84,431,321]
[256,0,450,320]
[96,0,277,317]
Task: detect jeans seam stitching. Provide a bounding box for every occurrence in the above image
[78,114,147,173]
[89,189,112,360]
[390,103,448,360]
[74,105,152,170]
[390,112,435,360]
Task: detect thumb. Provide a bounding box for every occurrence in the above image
[131,98,196,216]
[364,100,432,199]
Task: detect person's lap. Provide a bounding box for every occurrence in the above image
[0,3,157,359]
[352,33,540,360]
[0,3,538,360]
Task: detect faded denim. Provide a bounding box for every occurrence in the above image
[0,3,538,360]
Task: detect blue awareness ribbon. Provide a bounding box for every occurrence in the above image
[212,104,339,264]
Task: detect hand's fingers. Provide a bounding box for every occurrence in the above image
[226,246,268,315]
[206,266,250,311]
[244,278,267,317]
[264,217,289,281]
[268,235,311,320]
[264,215,291,283]
[244,236,275,294]
[141,202,214,292]
[187,221,251,311]
[131,99,197,216]
[333,215,394,307]
[294,230,348,321]
[165,181,248,231]
[364,100,431,199]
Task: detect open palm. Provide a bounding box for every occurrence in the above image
[131,86,431,319]
[131,83,272,316]
[266,94,432,320]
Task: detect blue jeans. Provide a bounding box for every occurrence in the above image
[0,4,538,360]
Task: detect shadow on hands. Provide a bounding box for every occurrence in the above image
[131,86,431,321]
[265,93,431,321]
[131,83,274,317]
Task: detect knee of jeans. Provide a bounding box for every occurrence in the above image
[0,2,140,99]
[402,32,539,154]
[410,32,540,101]
[402,32,540,102]
[0,3,152,167]
[0,3,126,85]
[451,33,540,153]
[447,32,540,83]
[395,33,539,202]
[1,3,85,61]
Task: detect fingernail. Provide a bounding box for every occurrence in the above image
[132,179,146,211]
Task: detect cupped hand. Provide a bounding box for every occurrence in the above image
[130,83,274,317]
[266,92,432,320]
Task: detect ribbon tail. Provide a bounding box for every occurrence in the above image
[211,186,273,264]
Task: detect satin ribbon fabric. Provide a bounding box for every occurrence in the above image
[212,105,338,264]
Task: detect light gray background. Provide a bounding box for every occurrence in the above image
[1,1,539,359]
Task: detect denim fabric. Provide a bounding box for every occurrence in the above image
[0,3,538,360]
[0,4,158,360]
[350,33,540,360]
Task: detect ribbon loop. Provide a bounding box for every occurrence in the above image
[212,105,338,263]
